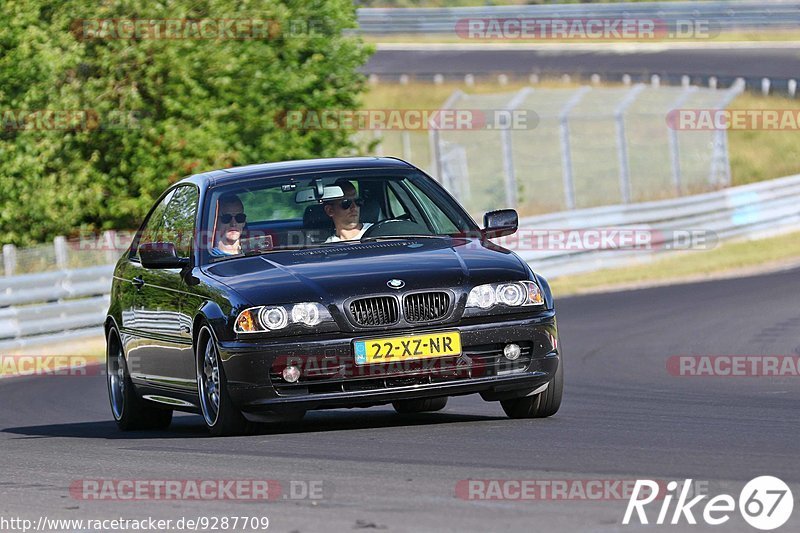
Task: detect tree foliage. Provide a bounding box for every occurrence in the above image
[0,0,372,245]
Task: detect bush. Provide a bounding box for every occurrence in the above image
[0,0,372,245]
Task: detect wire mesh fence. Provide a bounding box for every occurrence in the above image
[371,81,743,219]
[2,232,132,276]
[2,82,742,275]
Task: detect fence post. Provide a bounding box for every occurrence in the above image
[499,87,532,209]
[429,90,465,187]
[103,230,118,265]
[428,128,442,183]
[614,84,646,204]
[372,130,384,156]
[2,244,16,277]
[667,86,698,195]
[558,86,592,210]
[709,78,745,186]
[401,131,411,161]
[54,236,69,270]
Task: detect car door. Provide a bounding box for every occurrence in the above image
[126,185,199,390]
[118,188,175,377]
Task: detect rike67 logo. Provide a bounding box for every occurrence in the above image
[623,477,794,530]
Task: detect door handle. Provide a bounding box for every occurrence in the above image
[132,276,145,290]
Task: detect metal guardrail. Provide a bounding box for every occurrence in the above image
[356,1,800,34]
[517,172,800,278]
[1,173,800,349]
[0,266,113,349]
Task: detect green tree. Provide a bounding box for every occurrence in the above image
[0,0,372,245]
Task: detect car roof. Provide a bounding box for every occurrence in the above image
[177,157,416,189]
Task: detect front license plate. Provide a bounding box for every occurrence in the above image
[354,331,461,365]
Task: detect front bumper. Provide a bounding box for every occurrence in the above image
[219,311,559,415]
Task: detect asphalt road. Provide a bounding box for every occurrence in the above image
[365,44,800,86]
[1,267,799,532]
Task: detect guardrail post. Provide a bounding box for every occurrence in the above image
[558,86,592,210]
[2,244,16,277]
[651,74,660,88]
[615,84,646,204]
[54,236,69,270]
[761,77,771,96]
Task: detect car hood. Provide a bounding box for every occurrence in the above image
[203,238,530,306]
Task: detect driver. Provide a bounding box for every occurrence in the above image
[211,193,246,256]
[324,179,372,243]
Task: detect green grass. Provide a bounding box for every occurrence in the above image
[549,230,800,296]
[727,93,800,186]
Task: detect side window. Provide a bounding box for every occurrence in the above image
[160,186,199,258]
[404,180,459,234]
[386,185,409,219]
[131,190,175,261]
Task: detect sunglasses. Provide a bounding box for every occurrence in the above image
[338,198,364,210]
[220,213,247,224]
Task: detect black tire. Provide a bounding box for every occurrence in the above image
[392,397,448,414]
[106,327,173,431]
[500,355,563,419]
[197,325,249,437]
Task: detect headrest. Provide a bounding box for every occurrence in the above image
[303,204,334,231]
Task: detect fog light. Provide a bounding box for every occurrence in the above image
[282,365,301,383]
[503,343,521,361]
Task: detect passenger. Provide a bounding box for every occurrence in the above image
[323,180,372,243]
[211,193,246,256]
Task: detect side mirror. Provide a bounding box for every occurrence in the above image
[139,242,190,269]
[482,209,518,239]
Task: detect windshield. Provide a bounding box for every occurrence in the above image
[202,170,478,262]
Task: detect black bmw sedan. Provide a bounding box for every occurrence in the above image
[105,157,562,436]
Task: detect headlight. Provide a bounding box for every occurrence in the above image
[235,302,332,333]
[466,281,543,309]
[291,302,321,326]
[261,306,289,330]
